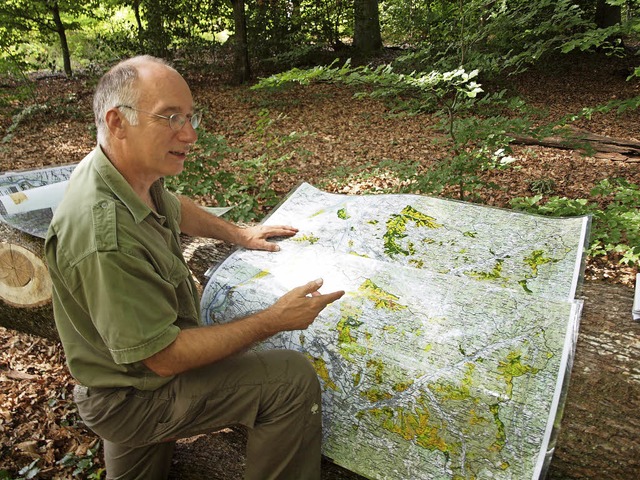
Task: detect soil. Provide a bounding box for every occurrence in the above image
[0,50,639,478]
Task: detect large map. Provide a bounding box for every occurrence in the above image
[201,182,590,480]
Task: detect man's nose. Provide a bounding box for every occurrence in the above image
[178,121,198,143]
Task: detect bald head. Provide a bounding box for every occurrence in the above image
[93,55,178,146]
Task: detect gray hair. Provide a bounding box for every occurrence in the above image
[93,55,173,146]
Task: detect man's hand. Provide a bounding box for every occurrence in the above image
[143,278,344,377]
[178,195,298,249]
[263,279,345,332]
[238,225,299,251]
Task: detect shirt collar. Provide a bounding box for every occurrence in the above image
[92,146,166,225]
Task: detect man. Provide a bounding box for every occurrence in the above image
[44,55,345,480]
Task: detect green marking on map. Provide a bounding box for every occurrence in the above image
[430,363,475,401]
[524,249,558,275]
[497,350,541,397]
[384,205,443,257]
[337,207,350,219]
[361,387,393,402]
[359,279,407,311]
[336,302,367,360]
[519,279,533,293]
[293,233,319,244]
[368,399,449,453]
[409,258,425,268]
[366,358,386,384]
[489,404,507,451]
[466,259,507,282]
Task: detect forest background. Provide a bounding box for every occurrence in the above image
[1,0,640,479]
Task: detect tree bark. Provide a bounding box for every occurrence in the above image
[595,0,621,29]
[132,0,145,51]
[50,2,72,78]
[511,127,640,161]
[230,0,251,85]
[144,0,170,58]
[547,280,640,479]
[353,0,383,54]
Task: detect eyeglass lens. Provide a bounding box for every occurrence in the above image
[169,112,201,131]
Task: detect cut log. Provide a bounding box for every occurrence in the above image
[0,227,232,339]
[0,222,56,340]
[547,281,640,479]
[511,126,640,160]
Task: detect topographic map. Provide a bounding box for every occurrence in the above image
[0,165,76,238]
[201,182,590,480]
[0,165,230,237]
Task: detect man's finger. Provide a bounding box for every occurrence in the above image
[301,278,324,295]
[298,279,345,304]
[319,290,345,305]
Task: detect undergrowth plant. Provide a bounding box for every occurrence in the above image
[57,441,104,479]
[254,60,531,201]
[510,178,640,266]
[166,111,301,222]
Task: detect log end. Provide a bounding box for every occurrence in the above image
[0,243,52,308]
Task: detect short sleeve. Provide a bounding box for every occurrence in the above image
[76,249,186,364]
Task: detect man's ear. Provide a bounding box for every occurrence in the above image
[105,108,128,140]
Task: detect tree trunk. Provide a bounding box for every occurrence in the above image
[353,0,383,54]
[132,0,145,51]
[144,0,169,58]
[230,0,251,85]
[50,2,72,78]
[547,280,640,479]
[2,227,638,478]
[510,126,640,161]
[595,0,621,29]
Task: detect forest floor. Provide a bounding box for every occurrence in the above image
[0,50,639,478]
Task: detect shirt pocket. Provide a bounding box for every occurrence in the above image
[153,253,199,320]
[156,254,190,288]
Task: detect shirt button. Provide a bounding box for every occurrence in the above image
[100,202,107,208]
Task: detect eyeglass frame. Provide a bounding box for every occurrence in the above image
[117,105,202,131]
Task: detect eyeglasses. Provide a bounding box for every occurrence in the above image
[117,105,202,131]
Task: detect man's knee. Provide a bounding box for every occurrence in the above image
[264,349,319,389]
[255,349,322,414]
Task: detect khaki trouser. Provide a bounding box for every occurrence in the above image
[74,349,322,480]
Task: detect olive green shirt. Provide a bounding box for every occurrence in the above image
[45,147,201,390]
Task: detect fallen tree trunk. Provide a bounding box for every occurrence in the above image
[1,228,638,479]
[511,127,640,161]
[546,280,640,479]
